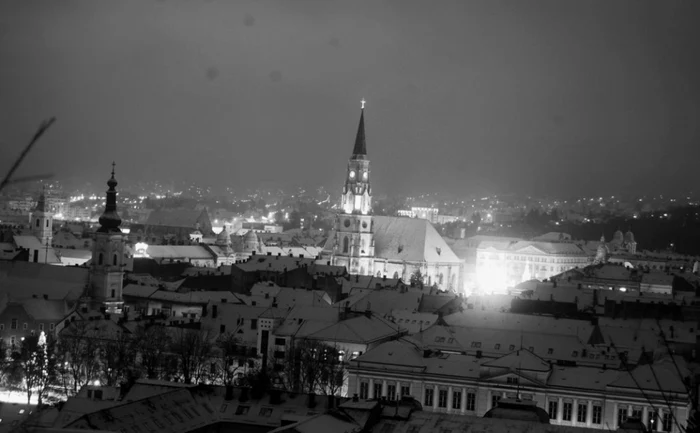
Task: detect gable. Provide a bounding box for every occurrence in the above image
[512,245,548,255]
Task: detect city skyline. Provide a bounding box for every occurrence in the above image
[1,0,699,197]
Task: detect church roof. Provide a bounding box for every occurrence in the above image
[146,208,207,229]
[351,108,367,158]
[372,216,462,264]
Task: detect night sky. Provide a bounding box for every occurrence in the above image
[1,0,698,196]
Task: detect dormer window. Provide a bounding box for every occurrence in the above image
[471,341,481,348]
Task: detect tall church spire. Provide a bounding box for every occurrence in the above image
[351,100,367,159]
[97,162,122,233]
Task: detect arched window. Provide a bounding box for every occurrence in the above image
[343,237,349,253]
[98,253,103,265]
[45,219,49,228]
[113,254,118,266]
[36,219,40,228]
[393,271,399,279]
[376,271,382,277]
[439,273,444,285]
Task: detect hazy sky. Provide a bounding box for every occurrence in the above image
[1,0,699,197]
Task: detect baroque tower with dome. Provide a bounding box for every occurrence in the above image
[89,163,127,313]
[323,102,463,292]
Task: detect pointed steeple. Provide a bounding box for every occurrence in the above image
[34,185,48,213]
[351,101,367,159]
[97,162,122,233]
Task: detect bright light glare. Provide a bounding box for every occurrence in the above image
[477,265,508,295]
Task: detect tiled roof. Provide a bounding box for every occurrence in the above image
[340,290,422,315]
[306,314,401,345]
[482,349,551,372]
[0,261,88,300]
[607,360,689,394]
[235,255,316,272]
[145,245,214,260]
[145,208,206,228]
[13,235,61,263]
[372,216,462,263]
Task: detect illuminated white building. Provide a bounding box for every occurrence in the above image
[476,240,591,294]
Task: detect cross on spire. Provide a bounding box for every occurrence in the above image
[111,161,116,177]
[361,98,366,110]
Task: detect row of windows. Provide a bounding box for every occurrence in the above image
[479,254,587,264]
[1,321,55,331]
[548,401,602,424]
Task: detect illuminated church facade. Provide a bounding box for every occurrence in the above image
[322,103,463,292]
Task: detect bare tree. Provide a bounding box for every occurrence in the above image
[0,338,10,387]
[97,328,137,386]
[58,321,101,394]
[133,324,171,380]
[214,332,249,387]
[170,327,214,384]
[318,344,348,398]
[280,339,327,394]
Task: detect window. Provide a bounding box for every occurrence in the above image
[662,412,672,432]
[424,388,434,407]
[23,323,28,330]
[577,403,587,423]
[401,385,410,397]
[506,377,519,385]
[259,407,273,417]
[359,382,369,399]
[235,405,250,415]
[36,219,40,227]
[571,350,579,357]
[470,341,481,348]
[220,325,226,333]
[46,219,49,228]
[563,402,572,421]
[438,389,448,408]
[434,336,445,343]
[466,392,476,411]
[592,405,602,424]
[113,254,118,266]
[250,319,257,330]
[98,253,103,265]
[49,323,55,330]
[491,395,501,409]
[11,319,17,330]
[547,348,554,355]
[631,408,642,420]
[494,344,501,350]
[387,384,396,400]
[452,391,462,410]
[0,324,3,331]
[38,323,44,331]
[509,345,515,351]
[618,407,628,426]
[343,237,349,253]
[374,383,382,399]
[548,401,558,420]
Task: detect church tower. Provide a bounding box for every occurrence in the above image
[332,101,375,275]
[89,163,126,313]
[31,186,53,247]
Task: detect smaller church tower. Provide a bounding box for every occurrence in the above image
[89,163,126,313]
[30,186,53,247]
[332,100,375,275]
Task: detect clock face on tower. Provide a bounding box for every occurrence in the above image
[349,170,356,179]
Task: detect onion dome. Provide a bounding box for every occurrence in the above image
[216,225,231,245]
[613,228,624,243]
[624,229,635,243]
[97,162,122,233]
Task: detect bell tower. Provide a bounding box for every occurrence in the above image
[89,163,126,313]
[31,186,53,248]
[332,100,375,275]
